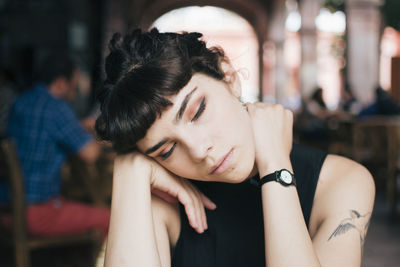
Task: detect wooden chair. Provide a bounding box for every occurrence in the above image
[63,156,110,207]
[0,138,102,267]
[352,116,400,217]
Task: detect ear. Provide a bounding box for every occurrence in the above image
[221,61,241,99]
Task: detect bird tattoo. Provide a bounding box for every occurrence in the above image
[327,209,371,255]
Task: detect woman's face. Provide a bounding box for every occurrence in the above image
[136,73,257,183]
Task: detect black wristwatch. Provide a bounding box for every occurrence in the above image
[259,169,296,188]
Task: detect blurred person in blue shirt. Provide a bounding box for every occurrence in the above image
[358,86,400,118]
[0,53,110,239]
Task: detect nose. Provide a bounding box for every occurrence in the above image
[184,134,213,162]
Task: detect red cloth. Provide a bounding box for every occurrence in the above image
[0,197,110,240]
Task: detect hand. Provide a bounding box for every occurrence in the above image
[245,102,293,175]
[81,117,96,134]
[114,153,216,233]
[148,160,216,233]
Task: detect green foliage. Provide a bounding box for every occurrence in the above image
[381,0,400,31]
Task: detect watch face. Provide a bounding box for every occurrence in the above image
[280,170,293,184]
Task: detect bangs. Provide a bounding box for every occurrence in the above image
[96,59,192,153]
[95,28,227,153]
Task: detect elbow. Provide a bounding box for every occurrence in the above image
[79,141,101,163]
[358,164,376,205]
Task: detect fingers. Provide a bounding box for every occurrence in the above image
[184,182,207,233]
[151,188,178,204]
[246,102,289,113]
[186,182,209,232]
[200,193,217,210]
[245,102,293,167]
[246,102,294,132]
[178,188,204,234]
[149,163,214,234]
[176,180,213,234]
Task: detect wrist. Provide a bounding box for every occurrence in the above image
[257,157,293,179]
[114,153,152,182]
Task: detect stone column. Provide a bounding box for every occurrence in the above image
[299,0,321,99]
[266,2,287,103]
[346,0,382,105]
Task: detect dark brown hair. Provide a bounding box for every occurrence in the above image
[95,28,229,153]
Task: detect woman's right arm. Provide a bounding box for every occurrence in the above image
[104,153,215,267]
[105,153,162,267]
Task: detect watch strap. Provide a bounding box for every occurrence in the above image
[259,171,279,187]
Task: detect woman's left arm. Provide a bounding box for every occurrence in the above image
[247,103,375,267]
[308,154,375,267]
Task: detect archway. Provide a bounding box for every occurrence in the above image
[152,6,259,102]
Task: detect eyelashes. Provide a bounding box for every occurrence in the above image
[191,97,206,122]
[159,97,207,160]
[160,142,176,160]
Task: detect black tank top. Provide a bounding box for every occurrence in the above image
[172,143,327,267]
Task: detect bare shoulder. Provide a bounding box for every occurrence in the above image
[151,195,181,249]
[308,154,375,237]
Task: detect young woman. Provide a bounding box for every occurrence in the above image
[96,28,375,267]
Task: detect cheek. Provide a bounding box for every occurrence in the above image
[157,157,197,179]
[223,101,256,174]
[215,100,250,138]
[211,98,238,126]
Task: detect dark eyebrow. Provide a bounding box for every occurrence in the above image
[145,87,197,155]
[175,86,197,123]
[145,138,169,155]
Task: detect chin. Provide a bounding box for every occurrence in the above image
[224,162,255,183]
[227,175,249,183]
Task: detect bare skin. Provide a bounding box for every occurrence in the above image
[105,73,375,267]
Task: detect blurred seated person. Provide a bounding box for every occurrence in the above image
[306,87,331,120]
[0,68,18,138]
[0,53,110,239]
[298,87,331,143]
[338,84,362,117]
[358,86,400,118]
[81,102,101,135]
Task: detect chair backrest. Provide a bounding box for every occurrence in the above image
[0,138,28,243]
[66,156,106,206]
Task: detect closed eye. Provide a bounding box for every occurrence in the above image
[158,97,205,160]
[191,97,206,122]
[159,142,176,160]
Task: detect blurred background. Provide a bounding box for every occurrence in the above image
[0,0,400,266]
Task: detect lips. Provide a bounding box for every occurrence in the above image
[210,149,233,175]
